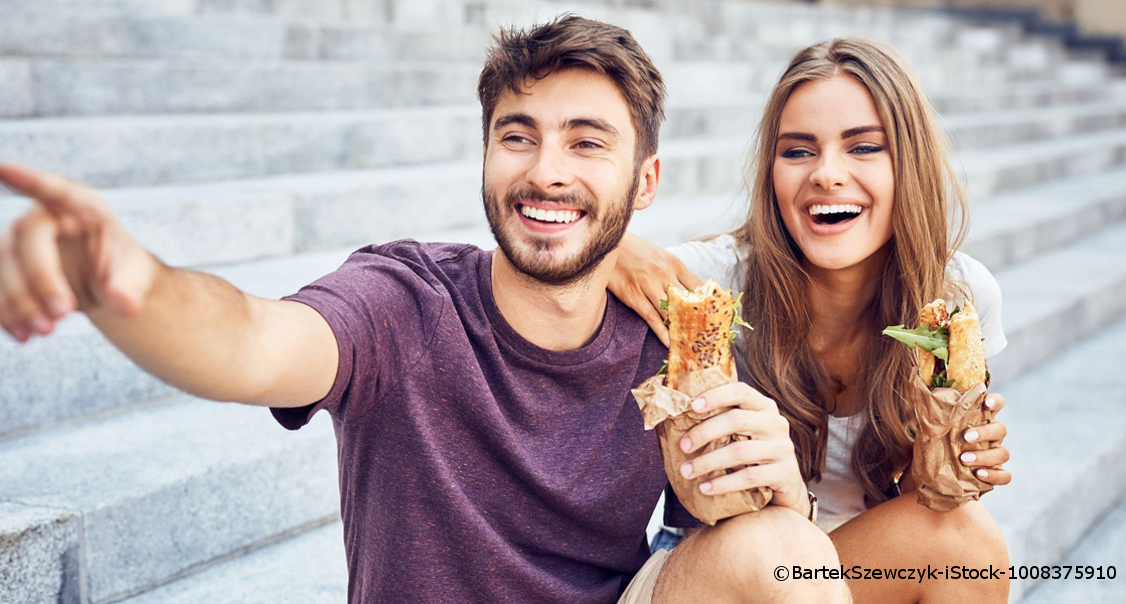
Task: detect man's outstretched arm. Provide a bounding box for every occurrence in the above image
[0,163,339,409]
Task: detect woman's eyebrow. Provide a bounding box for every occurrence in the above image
[778,132,816,142]
[842,125,885,138]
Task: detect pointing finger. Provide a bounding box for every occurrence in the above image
[13,208,76,319]
[0,164,103,232]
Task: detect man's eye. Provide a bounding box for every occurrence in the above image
[780,148,812,159]
[851,145,883,155]
[575,141,602,150]
[504,135,532,144]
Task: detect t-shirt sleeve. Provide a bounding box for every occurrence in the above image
[268,242,445,430]
[666,234,744,294]
[953,253,1008,359]
[662,483,704,529]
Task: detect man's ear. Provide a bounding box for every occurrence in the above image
[633,155,660,211]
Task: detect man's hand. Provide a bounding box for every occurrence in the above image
[677,382,811,518]
[0,163,159,342]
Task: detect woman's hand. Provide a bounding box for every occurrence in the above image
[960,393,1011,486]
[677,382,811,518]
[608,232,702,347]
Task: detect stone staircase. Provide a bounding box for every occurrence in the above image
[1,1,1124,603]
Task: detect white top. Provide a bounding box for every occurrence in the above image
[668,234,1008,533]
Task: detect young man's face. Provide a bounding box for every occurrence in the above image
[483,68,656,286]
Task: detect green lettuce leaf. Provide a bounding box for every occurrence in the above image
[881,325,950,361]
[731,291,754,333]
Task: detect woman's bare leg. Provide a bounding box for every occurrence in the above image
[829,491,1010,604]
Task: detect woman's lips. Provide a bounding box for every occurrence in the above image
[802,207,865,236]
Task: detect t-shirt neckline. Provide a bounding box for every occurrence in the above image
[478,249,618,366]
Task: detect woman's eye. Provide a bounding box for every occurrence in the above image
[851,144,883,155]
[780,148,812,159]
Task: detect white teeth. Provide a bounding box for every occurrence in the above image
[519,205,581,223]
[808,203,863,216]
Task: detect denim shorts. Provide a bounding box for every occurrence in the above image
[648,527,685,554]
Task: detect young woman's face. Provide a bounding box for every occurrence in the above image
[772,75,895,271]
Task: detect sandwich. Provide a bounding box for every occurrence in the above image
[881,298,995,511]
[882,299,989,392]
[662,281,750,390]
[631,280,767,525]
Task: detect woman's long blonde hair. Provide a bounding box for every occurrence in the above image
[733,38,970,504]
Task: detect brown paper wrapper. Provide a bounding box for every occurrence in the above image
[632,366,772,525]
[911,376,996,512]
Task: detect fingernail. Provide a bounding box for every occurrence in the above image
[976,469,988,479]
[961,452,977,463]
[680,463,693,479]
[691,398,705,412]
[680,437,692,452]
[47,297,70,318]
[964,430,979,442]
[700,481,712,494]
[11,325,30,342]
[985,397,996,409]
[28,315,50,334]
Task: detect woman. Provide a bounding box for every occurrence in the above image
[614,38,1012,602]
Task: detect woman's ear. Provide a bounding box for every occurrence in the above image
[633,155,660,211]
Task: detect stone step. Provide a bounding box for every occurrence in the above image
[0,58,483,118]
[101,299,1126,604]
[964,169,1126,271]
[3,96,1124,192]
[0,47,1110,119]
[0,0,396,21]
[0,12,489,62]
[929,79,1118,114]
[0,396,342,604]
[983,316,1126,602]
[1017,495,1126,603]
[959,126,1126,199]
[118,520,348,604]
[988,223,1126,388]
[0,5,1084,76]
[0,101,758,191]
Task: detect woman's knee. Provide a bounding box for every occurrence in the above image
[906,499,1009,571]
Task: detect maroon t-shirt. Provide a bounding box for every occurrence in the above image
[270,240,700,604]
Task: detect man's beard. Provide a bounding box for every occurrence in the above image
[483,173,639,287]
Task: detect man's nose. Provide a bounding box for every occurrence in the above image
[525,144,574,191]
[809,150,850,191]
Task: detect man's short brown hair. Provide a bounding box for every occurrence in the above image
[477,14,667,160]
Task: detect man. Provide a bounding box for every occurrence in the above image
[0,15,850,604]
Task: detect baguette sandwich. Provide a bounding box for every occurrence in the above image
[883,299,989,392]
[881,298,996,511]
[631,280,767,524]
[664,281,747,389]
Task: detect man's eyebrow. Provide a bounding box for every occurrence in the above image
[564,117,620,139]
[842,125,885,139]
[778,132,816,142]
[492,112,537,131]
